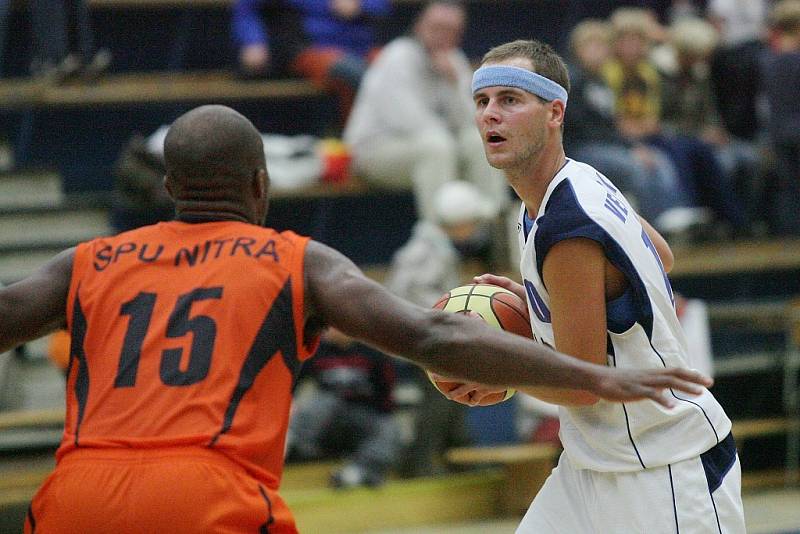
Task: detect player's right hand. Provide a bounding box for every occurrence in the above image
[593,366,713,409]
[473,273,526,302]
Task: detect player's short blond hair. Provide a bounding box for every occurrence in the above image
[480,39,570,95]
[569,19,611,57]
[770,0,800,35]
[670,17,719,57]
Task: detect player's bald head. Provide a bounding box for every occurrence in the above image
[164,105,266,191]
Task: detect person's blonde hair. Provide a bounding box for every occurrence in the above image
[770,0,800,35]
[670,17,719,57]
[480,39,570,95]
[569,19,611,58]
[610,7,657,41]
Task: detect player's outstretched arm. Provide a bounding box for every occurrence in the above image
[0,248,73,353]
[303,241,712,406]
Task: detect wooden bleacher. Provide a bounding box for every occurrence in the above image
[446,443,560,515]
[0,71,323,110]
[670,238,800,277]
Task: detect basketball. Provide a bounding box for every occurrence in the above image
[428,283,532,406]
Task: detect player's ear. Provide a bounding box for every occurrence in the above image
[252,168,268,200]
[549,99,566,128]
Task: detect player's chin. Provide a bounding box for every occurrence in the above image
[485,153,508,170]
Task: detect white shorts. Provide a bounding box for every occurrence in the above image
[516,432,745,534]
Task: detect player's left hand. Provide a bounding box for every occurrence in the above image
[592,366,713,408]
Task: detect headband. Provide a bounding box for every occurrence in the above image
[472,65,568,105]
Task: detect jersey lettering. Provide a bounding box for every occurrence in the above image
[641,228,675,306]
[93,237,282,271]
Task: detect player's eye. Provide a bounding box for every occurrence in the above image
[504,96,517,105]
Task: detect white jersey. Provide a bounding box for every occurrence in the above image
[518,159,731,472]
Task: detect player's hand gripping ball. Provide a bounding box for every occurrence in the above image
[428,283,532,406]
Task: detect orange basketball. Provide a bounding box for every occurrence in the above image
[428,283,532,406]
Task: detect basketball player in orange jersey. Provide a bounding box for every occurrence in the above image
[0,105,712,533]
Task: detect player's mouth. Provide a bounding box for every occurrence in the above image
[486,131,507,146]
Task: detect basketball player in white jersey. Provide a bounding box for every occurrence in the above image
[457,40,746,532]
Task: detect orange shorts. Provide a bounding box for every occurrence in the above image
[25,447,297,534]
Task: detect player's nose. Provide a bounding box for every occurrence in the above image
[479,99,501,123]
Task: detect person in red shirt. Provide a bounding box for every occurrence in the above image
[0,105,711,533]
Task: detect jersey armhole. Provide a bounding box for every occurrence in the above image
[289,233,320,361]
[65,242,91,332]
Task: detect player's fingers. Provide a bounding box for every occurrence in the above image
[650,369,711,396]
[445,383,477,399]
[668,368,714,388]
[473,273,510,286]
[641,387,676,409]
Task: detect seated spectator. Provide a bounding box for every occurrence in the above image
[29,0,111,83]
[385,180,494,476]
[344,0,508,223]
[707,0,767,142]
[232,0,391,127]
[604,7,749,237]
[286,327,402,489]
[110,133,173,233]
[759,0,800,235]
[564,19,690,225]
[660,16,761,218]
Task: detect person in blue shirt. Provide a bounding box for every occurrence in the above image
[232,0,391,126]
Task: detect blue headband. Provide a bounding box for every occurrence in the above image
[472,65,568,105]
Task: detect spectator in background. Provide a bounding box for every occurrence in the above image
[110,132,173,233]
[29,0,110,83]
[707,0,767,142]
[604,7,749,238]
[760,0,800,235]
[344,0,508,223]
[385,180,496,477]
[565,19,689,225]
[660,16,760,216]
[286,327,402,489]
[232,0,390,127]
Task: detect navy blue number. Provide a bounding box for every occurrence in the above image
[641,228,674,306]
[160,287,223,386]
[114,292,157,387]
[114,287,223,388]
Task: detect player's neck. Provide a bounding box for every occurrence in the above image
[174,200,255,225]
[509,143,566,217]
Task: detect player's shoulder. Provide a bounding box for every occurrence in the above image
[546,160,607,212]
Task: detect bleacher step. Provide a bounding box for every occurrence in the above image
[0,171,63,210]
[0,209,110,250]
[0,248,63,284]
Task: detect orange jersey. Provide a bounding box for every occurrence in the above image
[58,220,319,488]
